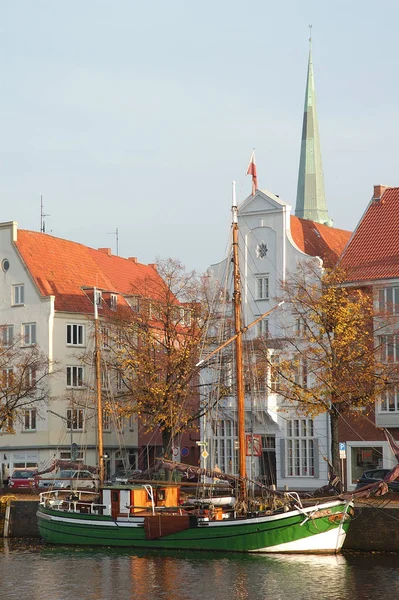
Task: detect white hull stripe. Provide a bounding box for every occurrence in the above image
[253,527,347,553]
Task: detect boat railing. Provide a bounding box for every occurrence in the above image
[285,492,303,509]
[39,490,107,514]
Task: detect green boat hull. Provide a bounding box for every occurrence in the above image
[37,500,352,553]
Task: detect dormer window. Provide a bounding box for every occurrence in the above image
[110,294,117,310]
[95,290,102,308]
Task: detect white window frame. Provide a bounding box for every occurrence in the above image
[257,317,269,337]
[286,418,315,477]
[110,294,117,310]
[66,324,85,346]
[0,416,14,434]
[255,275,269,300]
[379,286,399,315]
[1,325,14,347]
[101,325,110,350]
[66,408,84,431]
[379,335,399,362]
[103,412,111,432]
[269,353,280,392]
[25,366,37,388]
[294,355,308,388]
[23,409,37,431]
[22,323,36,346]
[380,387,399,413]
[2,368,13,388]
[213,419,238,475]
[116,370,124,391]
[12,284,25,306]
[95,290,102,308]
[66,366,85,388]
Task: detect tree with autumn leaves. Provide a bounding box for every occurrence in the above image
[261,262,399,481]
[107,258,215,459]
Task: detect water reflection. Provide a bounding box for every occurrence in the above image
[1,541,399,600]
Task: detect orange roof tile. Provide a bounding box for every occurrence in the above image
[290,216,352,266]
[15,230,165,313]
[340,187,399,282]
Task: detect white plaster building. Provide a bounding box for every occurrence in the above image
[0,221,164,479]
[203,190,351,491]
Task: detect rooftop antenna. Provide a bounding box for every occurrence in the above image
[40,195,50,233]
[108,227,119,256]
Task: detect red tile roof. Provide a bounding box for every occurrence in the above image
[290,216,352,266]
[340,187,399,282]
[15,230,165,313]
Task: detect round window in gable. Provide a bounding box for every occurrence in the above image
[2,259,10,272]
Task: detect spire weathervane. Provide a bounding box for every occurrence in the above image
[309,24,312,43]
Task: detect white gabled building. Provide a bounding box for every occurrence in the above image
[203,190,351,491]
[0,221,165,480]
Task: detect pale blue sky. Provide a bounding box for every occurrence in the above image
[1,1,398,272]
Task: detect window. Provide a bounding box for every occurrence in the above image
[23,409,36,431]
[269,354,280,392]
[295,317,306,337]
[66,366,84,388]
[12,284,24,306]
[67,408,84,431]
[350,445,383,484]
[0,416,13,433]
[103,412,111,432]
[101,326,110,350]
[379,287,399,315]
[379,335,399,362]
[129,414,136,431]
[1,325,14,347]
[184,309,192,327]
[101,370,109,390]
[23,323,36,346]
[95,290,102,308]
[110,294,117,310]
[257,318,269,337]
[256,276,269,300]
[286,418,314,477]
[128,296,140,312]
[213,419,238,474]
[116,370,124,391]
[66,324,84,346]
[25,367,37,388]
[2,368,13,388]
[380,387,399,412]
[294,355,308,388]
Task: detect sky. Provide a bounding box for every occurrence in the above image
[1,0,399,273]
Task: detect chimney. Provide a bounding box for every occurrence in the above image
[128,257,138,263]
[149,263,158,271]
[373,185,389,201]
[98,248,112,255]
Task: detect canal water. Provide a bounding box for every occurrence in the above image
[1,541,399,600]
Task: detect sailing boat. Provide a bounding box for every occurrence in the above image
[37,185,353,552]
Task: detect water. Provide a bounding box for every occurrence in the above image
[1,541,399,600]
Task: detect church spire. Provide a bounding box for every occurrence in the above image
[295,27,333,226]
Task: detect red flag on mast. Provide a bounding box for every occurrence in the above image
[246,150,258,196]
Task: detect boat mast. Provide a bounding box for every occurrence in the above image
[231,182,247,497]
[94,288,105,486]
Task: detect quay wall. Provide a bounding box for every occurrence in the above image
[5,499,399,552]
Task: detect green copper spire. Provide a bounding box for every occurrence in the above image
[295,29,333,226]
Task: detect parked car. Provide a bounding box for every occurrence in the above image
[37,469,98,491]
[355,468,399,492]
[9,468,38,491]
